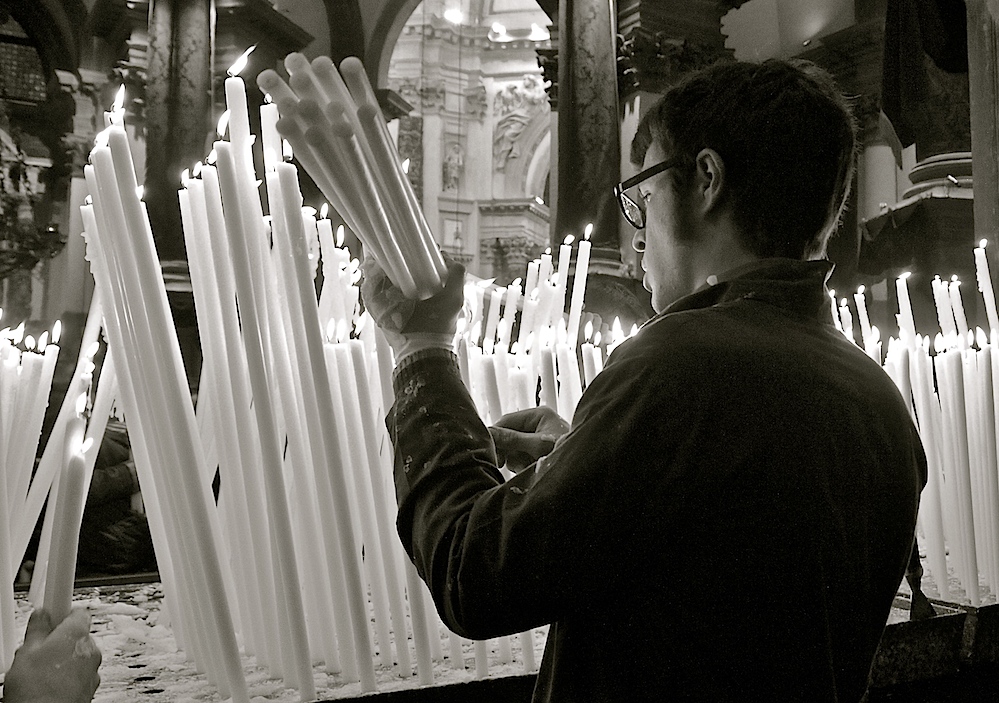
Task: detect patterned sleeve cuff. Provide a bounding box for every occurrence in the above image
[392,347,462,393]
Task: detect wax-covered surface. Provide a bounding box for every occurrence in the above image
[1,584,548,703]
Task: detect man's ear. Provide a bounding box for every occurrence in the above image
[694,148,726,214]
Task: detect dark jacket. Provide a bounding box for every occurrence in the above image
[387,258,926,702]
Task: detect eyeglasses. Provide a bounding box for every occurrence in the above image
[613,158,683,230]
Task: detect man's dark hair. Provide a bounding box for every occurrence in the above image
[631,59,857,260]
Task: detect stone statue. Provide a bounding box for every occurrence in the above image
[443,142,464,191]
[493,74,548,170]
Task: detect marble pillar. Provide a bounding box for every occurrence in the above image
[966,0,999,256]
[554,0,620,255]
[145,0,212,262]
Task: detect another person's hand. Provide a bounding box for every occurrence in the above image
[360,254,465,361]
[489,407,571,473]
[4,608,101,703]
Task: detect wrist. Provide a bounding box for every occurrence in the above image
[391,332,455,364]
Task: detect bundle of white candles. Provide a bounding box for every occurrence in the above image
[257,52,446,301]
[833,242,999,606]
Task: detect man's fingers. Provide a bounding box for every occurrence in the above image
[21,608,53,647]
[492,408,547,432]
[51,608,92,642]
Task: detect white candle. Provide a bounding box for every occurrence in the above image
[949,276,971,342]
[896,273,917,346]
[566,226,592,348]
[829,290,842,332]
[975,240,999,332]
[854,286,872,347]
[42,405,87,624]
[838,299,856,345]
[483,287,504,354]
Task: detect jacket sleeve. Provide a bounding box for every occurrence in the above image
[386,343,674,640]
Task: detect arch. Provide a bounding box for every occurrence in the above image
[6,0,87,77]
[366,0,423,89]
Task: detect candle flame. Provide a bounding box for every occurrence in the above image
[302,205,317,217]
[76,392,88,415]
[112,84,126,112]
[181,169,190,183]
[535,196,544,205]
[81,437,95,454]
[52,319,62,344]
[871,326,880,344]
[512,277,522,287]
[401,158,411,174]
[217,110,231,138]
[630,323,639,337]
[584,320,594,340]
[207,148,218,165]
[829,289,836,300]
[857,284,865,295]
[981,239,989,249]
[337,319,349,344]
[563,234,575,246]
[840,298,848,307]
[84,195,92,205]
[355,311,369,335]
[544,247,551,256]
[335,224,345,247]
[24,335,35,351]
[264,93,273,104]
[320,203,330,219]
[325,318,337,343]
[951,274,960,284]
[95,129,110,149]
[135,185,144,200]
[193,161,204,177]
[282,139,294,161]
[11,321,24,345]
[584,223,593,240]
[611,316,623,342]
[899,271,912,280]
[38,331,48,349]
[227,45,256,77]
[85,341,101,359]
[977,327,989,348]
[593,330,602,346]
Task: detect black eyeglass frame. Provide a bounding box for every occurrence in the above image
[613,158,684,229]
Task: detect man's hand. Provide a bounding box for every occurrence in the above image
[360,254,465,360]
[4,608,101,703]
[489,407,571,473]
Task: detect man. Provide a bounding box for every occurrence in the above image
[362,58,926,702]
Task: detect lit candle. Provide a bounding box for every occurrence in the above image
[829,290,842,332]
[948,276,971,343]
[975,240,999,332]
[896,272,917,346]
[483,287,504,354]
[566,225,592,348]
[838,298,856,346]
[854,286,872,347]
[931,275,956,337]
[552,235,573,329]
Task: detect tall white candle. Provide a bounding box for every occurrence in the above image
[896,273,917,346]
[948,277,970,342]
[975,240,999,332]
[566,226,592,348]
[854,286,872,346]
[42,402,88,624]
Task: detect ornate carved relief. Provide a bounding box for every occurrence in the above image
[493,74,549,171]
[465,83,488,120]
[617,27,730,98]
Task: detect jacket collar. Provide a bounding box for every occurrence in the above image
[655,258,836,322]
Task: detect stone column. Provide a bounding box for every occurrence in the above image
[145,0,212,262]
[554,0,621,255]
[966,0,999,258]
